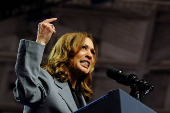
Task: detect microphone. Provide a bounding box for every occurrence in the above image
[106,67,154,101]
[106,67,138,86]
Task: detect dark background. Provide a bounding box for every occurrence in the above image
[0,0,170,113]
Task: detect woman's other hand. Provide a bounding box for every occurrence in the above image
[36,18,57,45]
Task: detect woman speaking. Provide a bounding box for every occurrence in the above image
[13,18,98,113]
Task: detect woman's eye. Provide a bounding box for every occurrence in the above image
[82,46,86,49]
[91,50,95,55]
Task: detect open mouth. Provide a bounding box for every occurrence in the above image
[80,61,90,68]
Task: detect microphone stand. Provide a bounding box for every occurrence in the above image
[128,74,154,101]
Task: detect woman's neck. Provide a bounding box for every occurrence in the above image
[68,70,81,89]
[68,72,79,89]
[69,78,77,89]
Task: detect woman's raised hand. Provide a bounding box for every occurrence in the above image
[36,18,57,45]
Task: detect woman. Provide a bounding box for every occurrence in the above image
[13,18,98,113]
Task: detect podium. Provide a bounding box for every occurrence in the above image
[74,89,156,113]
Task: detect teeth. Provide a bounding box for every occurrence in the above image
[81,61,89,67]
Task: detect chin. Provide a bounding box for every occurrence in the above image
[81,70,89,75]
[80,68,90,75]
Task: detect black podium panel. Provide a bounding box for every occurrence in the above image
[74,89,156,113]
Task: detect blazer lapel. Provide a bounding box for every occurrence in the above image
[54,78,78,112]
[80,93,87,106]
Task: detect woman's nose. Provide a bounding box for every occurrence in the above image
[86,50,92,60]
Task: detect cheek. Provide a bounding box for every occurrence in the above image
[69,57,79,68]
[91,58,95,65]
[90,59,95,70]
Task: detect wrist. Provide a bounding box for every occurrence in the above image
[36,39,46,46]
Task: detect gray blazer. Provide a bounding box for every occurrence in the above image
[13,39,86,113]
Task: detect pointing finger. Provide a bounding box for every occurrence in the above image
[43,18,57,23]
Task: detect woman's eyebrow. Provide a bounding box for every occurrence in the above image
[85,44,95,50]
[85,44,95,53]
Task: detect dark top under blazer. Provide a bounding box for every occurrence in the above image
[13,39,86,113]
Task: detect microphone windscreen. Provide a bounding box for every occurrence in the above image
[106,67,122,80]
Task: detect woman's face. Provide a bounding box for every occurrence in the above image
[69,37,95,77]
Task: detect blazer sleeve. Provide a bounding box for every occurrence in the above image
[13,39,47,107]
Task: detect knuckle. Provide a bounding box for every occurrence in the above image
[42,23,46,26]
[38,23,42,26]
